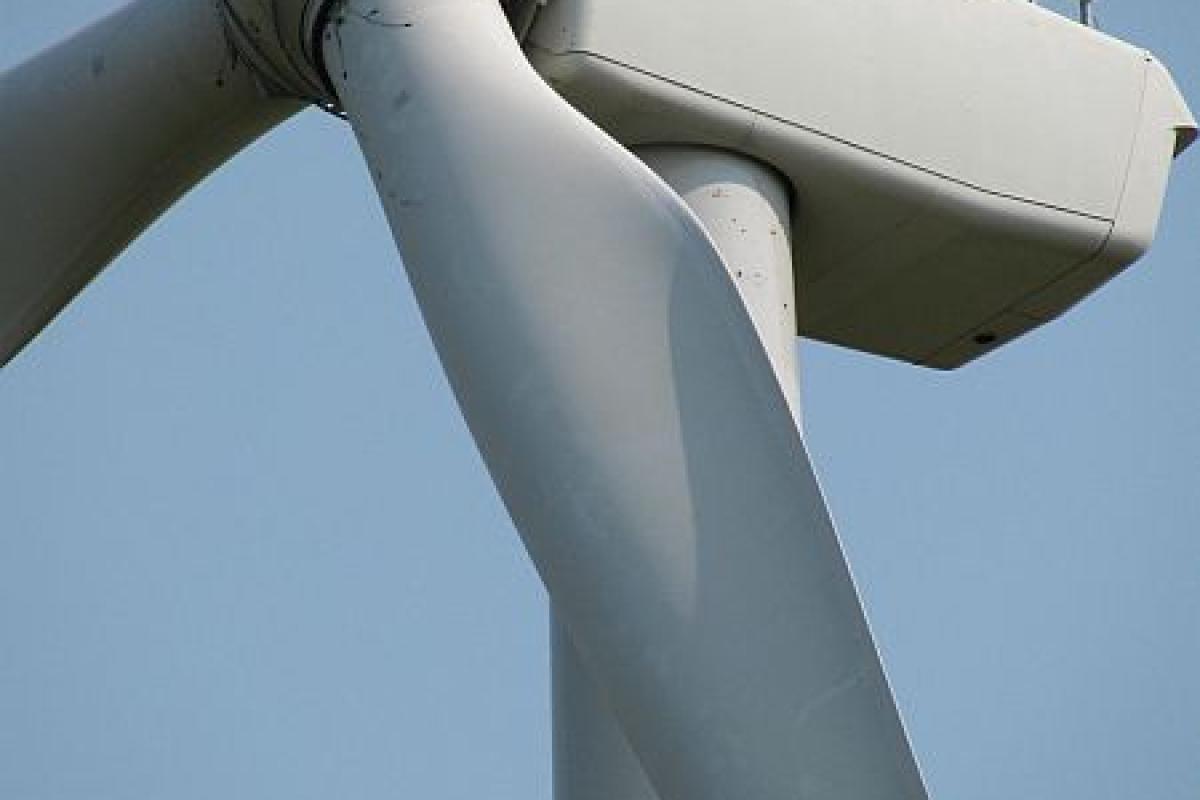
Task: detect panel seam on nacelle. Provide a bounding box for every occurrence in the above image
[549,49,1116,226]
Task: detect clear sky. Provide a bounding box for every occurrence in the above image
[1,2,1196,798]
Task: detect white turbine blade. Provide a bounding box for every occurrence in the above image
[0,0,297,367]
[324,1,927,798]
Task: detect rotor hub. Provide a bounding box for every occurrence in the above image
[218,0,537,111]
[217,0,341,109]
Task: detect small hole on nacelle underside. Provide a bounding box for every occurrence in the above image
[974,332,998,346]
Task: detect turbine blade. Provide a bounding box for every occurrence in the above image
[0,0,297,367]
[325,2,927,798]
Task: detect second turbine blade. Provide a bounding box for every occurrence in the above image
[324,1,927,798]
[0,0,296,367]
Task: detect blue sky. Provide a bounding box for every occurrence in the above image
[1,2,1197,798]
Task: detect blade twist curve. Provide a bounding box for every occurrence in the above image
[324,2,928,797]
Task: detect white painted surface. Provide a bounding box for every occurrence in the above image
[0,0,297,366]
[552,615,659,800]
[639,146,798,414]
[534,0,1142,217]
[327,3,926,797]
[530,0,1194,367]
[553,145,804,800]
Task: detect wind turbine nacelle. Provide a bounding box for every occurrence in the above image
[526,0,1196,368]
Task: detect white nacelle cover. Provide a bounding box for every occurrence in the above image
[528,0,1196,367]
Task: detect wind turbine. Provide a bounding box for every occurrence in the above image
[1,1,1193,799]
